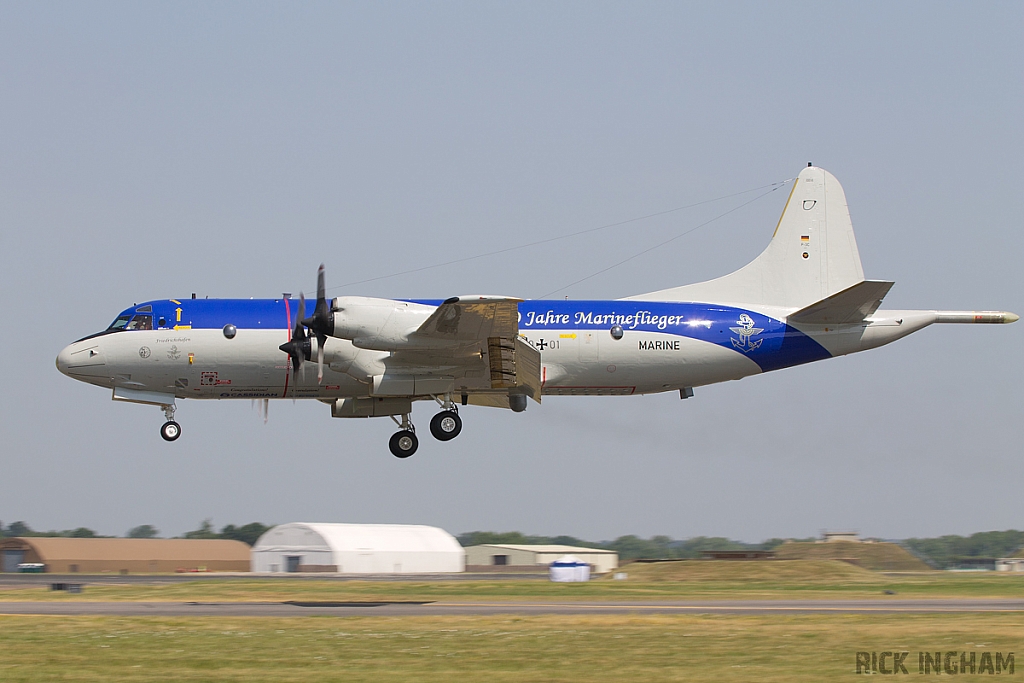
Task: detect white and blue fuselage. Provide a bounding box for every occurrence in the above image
[55,166,1017,454]
[57,297,834,400]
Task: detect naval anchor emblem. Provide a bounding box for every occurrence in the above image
[167,345,181,360]
[730,314,764,353]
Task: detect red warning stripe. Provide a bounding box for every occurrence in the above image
[282,298,291,399]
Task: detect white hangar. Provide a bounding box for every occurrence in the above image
[251,523,465,574]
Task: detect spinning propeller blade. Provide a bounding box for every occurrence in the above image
[278,292,310,374]
[301,264,334,384]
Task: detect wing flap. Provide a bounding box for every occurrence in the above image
[413,297,521,342]
[385,297,540,405]
[485,336,541,403]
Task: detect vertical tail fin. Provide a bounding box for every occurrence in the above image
[631,166,866,308]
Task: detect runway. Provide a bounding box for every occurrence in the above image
[1,599,1021,617]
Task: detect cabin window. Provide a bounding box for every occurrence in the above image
[126,315,153,330]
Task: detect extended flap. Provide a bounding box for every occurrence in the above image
[485,336,542,404]
[514,336,542,404]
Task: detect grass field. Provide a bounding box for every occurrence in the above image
[1,613,1020,682]
[3,561,1024,602]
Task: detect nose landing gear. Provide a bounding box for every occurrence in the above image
[160,421,182,441]
[160,405,181,442]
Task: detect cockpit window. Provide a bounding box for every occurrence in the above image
[108,315,132,330]
[126,315,153,330]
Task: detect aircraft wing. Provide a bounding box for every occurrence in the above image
[410,296,522,343]
[386,297,541,403]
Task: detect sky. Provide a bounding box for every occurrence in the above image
[1,2,1021,542]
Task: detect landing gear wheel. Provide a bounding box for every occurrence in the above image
[430,410,462,441]
[389,430,418,458]
[160,421,181,442]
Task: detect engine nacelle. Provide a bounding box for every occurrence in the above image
[330,296,435,351]
[322,337,387,381]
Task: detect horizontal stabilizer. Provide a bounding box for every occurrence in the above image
[788,280,895,325]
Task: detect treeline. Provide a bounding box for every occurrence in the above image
[902,530,1024,569]
[0,520,271,547]
[0,521,109,539]
[457,530,1024,566]
[456,531,799,560]
[5,522,1024,564]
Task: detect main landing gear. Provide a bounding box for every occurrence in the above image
[387,395,464,458]
[429,394,462,442]
[160,404,181,442]
[388,414,418,458]
[430,408,462,441]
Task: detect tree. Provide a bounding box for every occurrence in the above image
[603,535,668,560]
[758,538,788,551]
[127,525,159,539]
[458,531,531,547]
[219,523,270,546]
[7,521,33,537]
[548,535,588,547]
[67,527,97,538]
[904,530,1024,569]
[182,519,218,539]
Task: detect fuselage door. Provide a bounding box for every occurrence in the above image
[579,330,599,362]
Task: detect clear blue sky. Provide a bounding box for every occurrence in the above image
[1,1,1021,541]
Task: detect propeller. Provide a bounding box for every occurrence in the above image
[301,264,334,383]
[278,292,310,376]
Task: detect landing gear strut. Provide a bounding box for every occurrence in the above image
[160,404,181,442]
[388,413,418,458]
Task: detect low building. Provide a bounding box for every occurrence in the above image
[950,557,996,571]
[996,559,1024,572]
[251,523,465,574]
[0,537,251,573]
[821,532,860,543]
[465,544,618,574]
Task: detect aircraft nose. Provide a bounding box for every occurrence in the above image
[56,344,73,376]
[56,340,107,378]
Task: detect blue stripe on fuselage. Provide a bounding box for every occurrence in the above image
[411,299,831,372]
[115,299,291,331]
[117,298,831,373]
